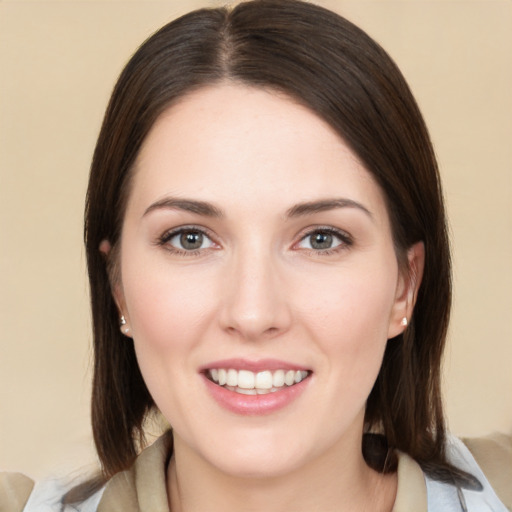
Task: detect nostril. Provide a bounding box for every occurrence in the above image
[224,324,282,341]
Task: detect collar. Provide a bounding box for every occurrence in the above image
[97,432,428,512]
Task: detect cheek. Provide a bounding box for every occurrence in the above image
[120,260,220,427]
[294,262,397,383]
[120,255,219,378]
[123,252,210,332]
[296,263,397,341]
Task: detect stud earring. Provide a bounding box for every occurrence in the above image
[401,317,408,327]
[119,315,131,336]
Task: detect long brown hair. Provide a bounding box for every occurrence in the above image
[82,0,477,496]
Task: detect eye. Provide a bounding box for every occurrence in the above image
[296,228,351,252]
[160,227,216,253]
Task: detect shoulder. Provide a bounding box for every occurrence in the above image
[420,433,511,512]
[1,474,105,512]
[95,432,171,511]
[0,472,35,512]
[0,433,170,512]
[463,432,512,510]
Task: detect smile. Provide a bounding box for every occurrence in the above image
[207,368,310,395]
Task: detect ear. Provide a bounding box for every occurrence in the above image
[100,239,132,337]
[387,241,425,339]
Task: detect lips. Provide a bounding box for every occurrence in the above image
[201,359,312,415]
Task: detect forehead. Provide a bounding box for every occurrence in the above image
[129,83,389,224]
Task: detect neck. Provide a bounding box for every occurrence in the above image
[167,431,397,512]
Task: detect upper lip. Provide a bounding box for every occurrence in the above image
[199,358,311,373]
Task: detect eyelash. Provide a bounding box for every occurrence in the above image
[157,225,218,257]
[295,226,353,256]
[156,225,353,257]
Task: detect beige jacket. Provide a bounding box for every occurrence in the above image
[1,432,511,512]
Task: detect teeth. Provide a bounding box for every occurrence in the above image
[255,371,272,389]
[236,387,257,395]
[238,370,255,389]
[285,370,295,386]
[207,367,310,393]
[272,369,285,387]
[226,369,238,387]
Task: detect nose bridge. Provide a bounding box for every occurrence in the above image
[220,240,290,340]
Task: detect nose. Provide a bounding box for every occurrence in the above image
[219,248,292,341]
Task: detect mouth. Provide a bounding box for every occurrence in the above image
[205,368,311,395]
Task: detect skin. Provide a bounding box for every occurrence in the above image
[104,84,424,512]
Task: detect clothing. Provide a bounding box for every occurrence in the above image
[424,436,510,511]
[2,432,511,512]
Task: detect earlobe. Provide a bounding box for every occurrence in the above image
[99,239,112,256]
[388,241,425,339]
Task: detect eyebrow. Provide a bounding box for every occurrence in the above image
[143,198,224,218]
[143,196,373,220]
[286,198,373,220]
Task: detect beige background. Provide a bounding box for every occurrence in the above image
[1,0,511,479]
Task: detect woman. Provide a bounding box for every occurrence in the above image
[2,0,510,510]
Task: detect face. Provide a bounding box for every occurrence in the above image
[110,84,417,479]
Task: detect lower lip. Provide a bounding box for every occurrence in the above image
[202,374,311,415]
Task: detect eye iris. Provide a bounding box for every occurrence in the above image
[180,231,203,250]
[310,232,333,249]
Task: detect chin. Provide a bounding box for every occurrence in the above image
[192,430,317,480]
[211,453,303,480]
